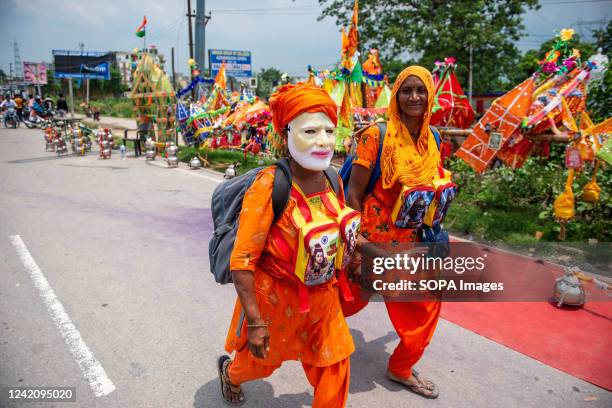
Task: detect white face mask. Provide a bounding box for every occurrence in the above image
[287,112,336,171]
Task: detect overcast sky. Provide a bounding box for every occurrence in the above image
[0,0,610,78]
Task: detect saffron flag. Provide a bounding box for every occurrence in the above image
[136,16,147,38]
[214,63,226,91]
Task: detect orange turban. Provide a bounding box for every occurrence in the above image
[269,82,338,134]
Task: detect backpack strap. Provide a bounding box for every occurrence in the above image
[366,122,387,194]
[323,166,341,198]
[430,125,441,151]
[272,158,341,223]
[272,158,292,223]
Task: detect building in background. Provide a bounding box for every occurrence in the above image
[471,92,505,119]
[113,52,132,89]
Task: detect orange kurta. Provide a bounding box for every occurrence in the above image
[224,166,354,406]
[347,66,443,380]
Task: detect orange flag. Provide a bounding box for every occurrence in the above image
[347,0,359,58]
[215,63,226,90]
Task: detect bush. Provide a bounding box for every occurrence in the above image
[447,143,611,243]
[77,98,135,118]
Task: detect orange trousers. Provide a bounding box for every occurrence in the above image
[228,348,350,408]
[385,300,441,379]
[341,281,441,379]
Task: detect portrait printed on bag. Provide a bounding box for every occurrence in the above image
[396,189,435,229]
[304,234,337,286]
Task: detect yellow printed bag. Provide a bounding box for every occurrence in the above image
[335,207,361,271]
[290,186,341,288]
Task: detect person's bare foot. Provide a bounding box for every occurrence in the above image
[218,355,245,405]
[387,369,439,399]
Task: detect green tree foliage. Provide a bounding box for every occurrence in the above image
[89,67,125,97]
[255,68,283,99]
[318,0,539,92]
[0,69,7,84]
[592,20,612,54]
[42,69,62,95]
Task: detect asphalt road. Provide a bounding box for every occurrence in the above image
[0,126,610,408]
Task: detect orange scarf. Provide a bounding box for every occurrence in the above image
[381,66,440,189]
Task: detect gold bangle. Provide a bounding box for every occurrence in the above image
[247,324,268,328]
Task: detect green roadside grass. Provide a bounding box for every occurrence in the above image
[178,146,275,174]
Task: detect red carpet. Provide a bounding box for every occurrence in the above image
[442,299,612,390]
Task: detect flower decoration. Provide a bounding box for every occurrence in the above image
[544,50,560,64]
[542,62,558,74]
[560,28,575,42]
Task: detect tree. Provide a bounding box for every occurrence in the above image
[592,20,612,54]
[42,69,62,95]
[318,0,539,92]
[91,67,126,97]
[0,69,7,84]
[256,68,283,99]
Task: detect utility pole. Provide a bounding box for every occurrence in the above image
[171,47,177,90]
[68,78,75,117]
[79,43,89,103]
[187,0,195,74]
[196,0,212,76]
[187,0,195,98]
[468,44,473,108]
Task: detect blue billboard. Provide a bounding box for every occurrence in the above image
[208,49,252,78]
[52,50,112,80]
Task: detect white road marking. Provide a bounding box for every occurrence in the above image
[9,235,116,397]
[146,160,222,183]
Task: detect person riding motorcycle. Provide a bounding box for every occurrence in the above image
[1,96,18,127]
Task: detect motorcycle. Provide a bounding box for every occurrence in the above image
[3,107,19,129]
[23,107,55,129]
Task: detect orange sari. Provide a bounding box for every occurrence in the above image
[347,66,442,379]
[225,166,354,407]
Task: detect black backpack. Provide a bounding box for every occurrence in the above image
[208,158,341,284]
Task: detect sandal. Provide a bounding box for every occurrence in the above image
[387,369,439,399]
[218,355,246,405]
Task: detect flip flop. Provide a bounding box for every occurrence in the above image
[218,355,245,406]
[387,369,439,399]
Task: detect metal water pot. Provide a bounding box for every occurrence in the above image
[189,157,201,169]
[168,156,179,167]
[145,149,156,160]
[167,145,178,156]
[553,271,586,307]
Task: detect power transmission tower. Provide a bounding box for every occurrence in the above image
[13,40,23,80]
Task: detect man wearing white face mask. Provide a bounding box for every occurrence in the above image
[218,83,358,407]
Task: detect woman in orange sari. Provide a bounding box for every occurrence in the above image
[345,66,442,398]
[218,83,355,407]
